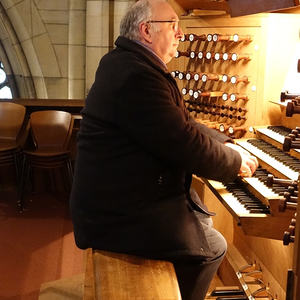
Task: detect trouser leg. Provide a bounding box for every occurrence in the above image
[173,249,225,300]
[173,212,227,300]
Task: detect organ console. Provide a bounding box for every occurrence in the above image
[168,5,300,300]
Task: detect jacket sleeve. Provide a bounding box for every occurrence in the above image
[115,68,241,183]
[188,118,234,144]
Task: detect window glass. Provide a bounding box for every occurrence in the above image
[0,62,12,99]
[0,86,12,98]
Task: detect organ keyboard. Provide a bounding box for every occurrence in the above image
[204,176,293,240]
[254,126,300,158]
[200,124,300,241]
[236,139,300,180]
[254,126,289,144]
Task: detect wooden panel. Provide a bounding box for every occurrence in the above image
[239,215,292,239]
[228,0,297,16]
[175,0,229,12]
[170,0,300,16]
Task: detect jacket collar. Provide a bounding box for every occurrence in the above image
[115,36,169,74]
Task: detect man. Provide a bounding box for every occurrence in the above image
[70,0,258,299]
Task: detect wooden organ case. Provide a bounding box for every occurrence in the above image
[167,2,300,300]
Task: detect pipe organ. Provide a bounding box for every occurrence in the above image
[168,6,300,300]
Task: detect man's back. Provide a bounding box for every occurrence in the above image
[70,36,211,257]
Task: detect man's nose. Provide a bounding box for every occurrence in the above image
[176,26,183,39]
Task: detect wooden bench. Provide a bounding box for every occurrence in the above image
[83,248,182,300]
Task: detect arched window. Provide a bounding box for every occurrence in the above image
[0,62,12,99]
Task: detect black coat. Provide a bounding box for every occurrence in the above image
[70,36,241,258]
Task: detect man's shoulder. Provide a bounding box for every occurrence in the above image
[101,46,160,79]
[105,37,168,73]
[101,45,145,67]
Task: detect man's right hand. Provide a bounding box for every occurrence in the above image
[225,143,259,177]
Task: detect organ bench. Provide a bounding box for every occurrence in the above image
[83,248,182,300]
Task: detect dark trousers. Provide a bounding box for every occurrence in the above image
[171,211,227,300]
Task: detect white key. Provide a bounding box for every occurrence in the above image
[256,128,285,144]
[243,177,282,199]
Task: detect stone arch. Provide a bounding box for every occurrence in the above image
[0,0,66,99]
[0,2,36,98]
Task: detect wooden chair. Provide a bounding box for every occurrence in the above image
[0,102,26,192]
[84,249,182,300]
[19,110,74,211]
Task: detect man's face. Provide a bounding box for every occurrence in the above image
[148,2,183,64]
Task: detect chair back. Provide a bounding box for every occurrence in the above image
[29,110,73,151]
[0,102,26,141]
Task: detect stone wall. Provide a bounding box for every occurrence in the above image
[0,0,134,99]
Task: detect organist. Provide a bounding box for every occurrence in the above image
[69,0,258,299]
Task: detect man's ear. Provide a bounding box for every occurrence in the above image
[139,22,152,43]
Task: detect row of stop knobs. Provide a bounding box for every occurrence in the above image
[175,50,251,61]
[186,106,247,121]
[185,100,247,113]
[180,33,252,43]
[171,70,249,84]
[182,88,248,102]
[193,120,246,136]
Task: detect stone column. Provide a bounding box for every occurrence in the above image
[68,0,86,99]
[85,0,133,94]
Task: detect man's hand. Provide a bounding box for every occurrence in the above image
[225,143,259,177]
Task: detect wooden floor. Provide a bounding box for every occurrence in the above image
[0,187,84,300]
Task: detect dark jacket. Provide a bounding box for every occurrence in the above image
[70,36,241,259]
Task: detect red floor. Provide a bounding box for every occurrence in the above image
[0,189,84,300]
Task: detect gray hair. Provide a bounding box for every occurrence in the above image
[120,0,160,41]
